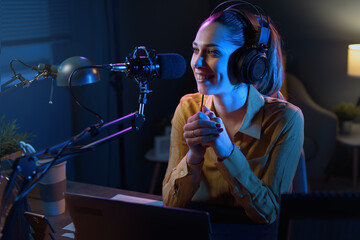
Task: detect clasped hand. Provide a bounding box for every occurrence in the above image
[183,106,233,165]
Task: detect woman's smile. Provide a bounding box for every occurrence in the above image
[195,71,215,82]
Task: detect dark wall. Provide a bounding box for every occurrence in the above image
[66,0,121,187]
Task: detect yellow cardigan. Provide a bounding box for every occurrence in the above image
[162,85,304,224]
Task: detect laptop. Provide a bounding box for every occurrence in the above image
[64,192,212,240]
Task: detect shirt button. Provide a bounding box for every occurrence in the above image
[180,170,184,176]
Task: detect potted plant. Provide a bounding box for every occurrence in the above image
[0,114,34,160]
[331,102,360,134]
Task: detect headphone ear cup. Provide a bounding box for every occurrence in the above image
[229,47,269,85]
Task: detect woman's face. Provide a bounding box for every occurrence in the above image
[191,21,240,95]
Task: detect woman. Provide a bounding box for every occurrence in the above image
[162,3,304,224]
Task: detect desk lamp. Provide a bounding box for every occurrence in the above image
[348,44,360,106]
[56,56,101,86]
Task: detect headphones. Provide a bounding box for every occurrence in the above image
[210,1,271,85]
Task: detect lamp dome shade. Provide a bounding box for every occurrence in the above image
[56,56,101,86]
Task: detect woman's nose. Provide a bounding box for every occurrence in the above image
[195,56,205,68]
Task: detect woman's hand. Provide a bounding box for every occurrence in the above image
[183,111,222,165]
[202,106,234,160]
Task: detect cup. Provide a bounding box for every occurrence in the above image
[38,161,67,216]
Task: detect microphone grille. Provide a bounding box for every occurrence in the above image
[157,53,186,79]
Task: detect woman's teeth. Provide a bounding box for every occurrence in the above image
[197,74,212,80]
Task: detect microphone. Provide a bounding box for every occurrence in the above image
[33,47,187,84]
[104,48,186,81]
[157,53,187,79]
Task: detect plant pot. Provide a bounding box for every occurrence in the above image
[0,151,24,161]
[339,120,352,135]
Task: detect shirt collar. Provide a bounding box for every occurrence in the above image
[204,85,265,140]
[239,85,264,139]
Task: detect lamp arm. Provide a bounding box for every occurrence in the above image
[0,74,30,96]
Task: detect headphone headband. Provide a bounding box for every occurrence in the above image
[209,1,271,85]
[210,0,271,47]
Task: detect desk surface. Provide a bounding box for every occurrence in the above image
[28,181,278,240]
[28,181,162,240]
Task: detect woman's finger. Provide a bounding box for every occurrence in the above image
[203,106,211,112]
[187,111,209,123]
[203,106,217,119]
[186,134,218,145]
[210,116,222,124]
[183,127,223,138]
[183,119,220,132]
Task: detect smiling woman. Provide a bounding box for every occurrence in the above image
[162,1,304,225]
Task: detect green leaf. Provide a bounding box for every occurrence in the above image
[0,114,35,158]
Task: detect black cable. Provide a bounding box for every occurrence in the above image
[9,59,34,75]
[68,65,105,124]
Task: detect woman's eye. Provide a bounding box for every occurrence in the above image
[192,47,199,54]
[208,49,221,56]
